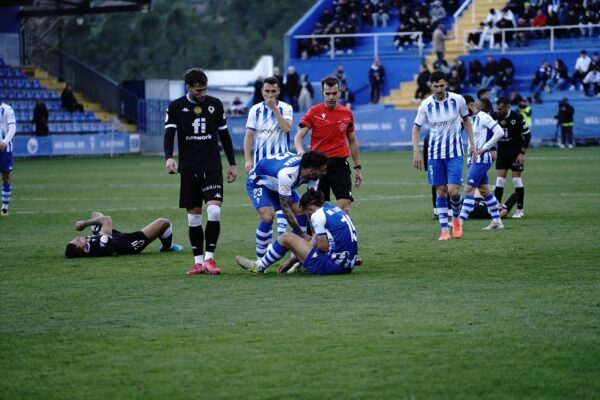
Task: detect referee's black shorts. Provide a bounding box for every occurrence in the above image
[317,157,353,202]
[179,169,224,208]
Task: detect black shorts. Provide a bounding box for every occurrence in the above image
[112,230,150,255]
[179,169,224,208]
[317,157,353,202]
[496,148,524,172]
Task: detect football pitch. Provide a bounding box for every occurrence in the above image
[1,148,599,399]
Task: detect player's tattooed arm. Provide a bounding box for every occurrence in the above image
[280,197,302,234]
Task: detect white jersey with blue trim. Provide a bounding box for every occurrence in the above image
[311,204,358,269]
[246,101,293,164]
[0,102,17,152]
[469,110,504,164]
[249,152,316,198]
[414,92,468,160]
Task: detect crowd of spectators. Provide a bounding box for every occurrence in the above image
[298,0,460,59]
[467,1,600,51]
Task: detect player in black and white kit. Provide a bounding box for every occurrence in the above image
[164,68,237,275]
[64,211,183,258]
[491,97,531,219]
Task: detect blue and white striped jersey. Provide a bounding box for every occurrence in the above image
[246,101,293,164]
[469,110,504,164]
[414,92,468,160]
[248,152,317,198]
[311,204,358,269]
[0,102,17,152]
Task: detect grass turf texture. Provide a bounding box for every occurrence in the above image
[1,148,599,399]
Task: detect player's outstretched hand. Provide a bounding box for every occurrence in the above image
[244,161,253,174]
[277,257,299,275]
[74,221,86,231]
[413,151,423,171]
[354,169,363,188]
[227,165,237,183]
[166,158,178,174]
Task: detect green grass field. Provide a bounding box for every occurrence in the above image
[1,148,599,399]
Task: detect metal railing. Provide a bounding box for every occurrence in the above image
[453,0,495,43]
[462,24,600,53]
[292,31,424,59]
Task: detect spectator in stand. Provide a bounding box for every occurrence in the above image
[339,83,355,109]
[570,50,592,90]
[368,57,385,104]
[501,6,516,25]
[298,74,314,112]
[467,23,486,50]
[515,17,529,47]
[372,1,390,27]
[591,53,600,71]
[531,9,548,38]
[447,70,463,93]
[510,91,524,107]
[484,8,501,26]
[481,56,498,89]
[494,66,513,98]
[361,3,374,27]
[305,39,323,59]
[32,99,48,136]
[394,21,414,51]
[468,59,484,87]
[430,0,447,27]
[252,76,264,105]
[432,24,453,64]
[546,10,561,38]
[583,67,600,97]
[563,9,580,38]
[554,98,575,148]
[60,84,84,113]
[522,3,537,24]
[451,58,467,83]
[547,59,569,92]
[413,64,431,102]
[495,10,515,48]
[477,88,493,113]
[477,22,497,49]
[335,65,347,86]
[273,67,284,89]
[580,10,599,37]
[530,60,553,103]
[285,66,300,111]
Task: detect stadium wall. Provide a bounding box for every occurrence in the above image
[12,133,141,157]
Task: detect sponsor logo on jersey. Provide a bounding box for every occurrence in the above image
[131,240,146,250]
[214,193,222,199]
[100,235,109,246]
[182,107,190,112]
[339,122,347,132]
[208,106,215,114]
[185,134,213,141]
[321,113,326,119]
[202,184,222,191]
[194,106,202,115]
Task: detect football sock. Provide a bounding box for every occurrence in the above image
[436,196,449,231]
[204,251,214,261]
[450,195,462,219]
[494,177,506,203]
[459,194,475,222]
[504,193,518,214]
[205,205,221,254]
[484,194,502,222]
[1,183,11,209]
[159,224,173,249]
[257,241,287,271]
[188,213,204,261]
[513,177,524,209]
[256,221,272,260]
[275,210,287,237]
[431,186,436,211]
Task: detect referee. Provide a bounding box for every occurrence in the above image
[164,68,237,275]
[294,75,362,216]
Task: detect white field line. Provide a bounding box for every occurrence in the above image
[8,193,600,215]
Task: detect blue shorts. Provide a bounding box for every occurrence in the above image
[465,162,491,188]
[430,157,463,186]
[246,181,300,211]
[303,247,354,276]
[0,151,13,174]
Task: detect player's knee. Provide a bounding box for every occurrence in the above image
[187,213,203,227]
[279,232,294,245]
[258,210,275,224]
[495,177,506,187]
[157,218,170,229]
[512,177,523,188]
[1,174,9,184]
[206,204,221,222]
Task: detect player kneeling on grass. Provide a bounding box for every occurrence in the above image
[65,211,183,258]
[236,189,358,275]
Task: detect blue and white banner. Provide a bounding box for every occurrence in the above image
[12,133,140,157]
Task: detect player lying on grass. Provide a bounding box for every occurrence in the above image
[236,189,358,275]
[468,192,517,221]
[65,211,183,258]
